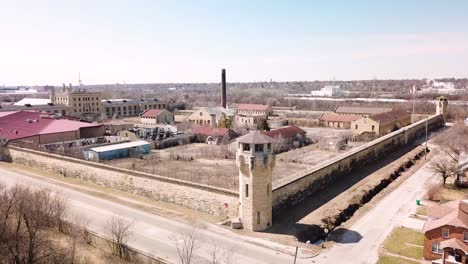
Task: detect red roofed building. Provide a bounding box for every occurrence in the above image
[351,109,411,136]
[191,127,238,145]
[423,200,468,263]
[140,109,174,125]
[319,113,360,129]
[262,125,307,152]
[0,111,104,145]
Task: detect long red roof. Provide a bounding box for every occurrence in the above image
[262,125,306,139]
[231,103,271,111]
[191,127,234,137]
[0,111,101,141]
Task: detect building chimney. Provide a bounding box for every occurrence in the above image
[210,114,216,128]
[221,69,227,108]
[49,87,56,104]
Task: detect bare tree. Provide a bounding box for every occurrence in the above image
[207,240,236,264]
[175,226,198,264]
[106,215,133,260]
[0,185,70,264]
[430,158,458,187]
[434,123,468,162]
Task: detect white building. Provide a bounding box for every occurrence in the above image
[310,85,341,97]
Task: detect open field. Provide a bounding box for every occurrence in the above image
[103,139,345,190]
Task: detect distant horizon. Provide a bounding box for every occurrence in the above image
[2,76,468,88]
[1,1,468,85]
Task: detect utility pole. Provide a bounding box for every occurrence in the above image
[411,85,416,123]
[425,117,428,160]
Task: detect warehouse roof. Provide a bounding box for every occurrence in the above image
[334,106,393,115]
[319,113,360,122]
[369,109,410,125]
[191,127,235,137]
[230,103,271,111]
[13,98,51,106]
[87,140,149,153]
[0,111,101,141]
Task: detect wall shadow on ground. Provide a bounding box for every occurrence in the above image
[265,141,420,240]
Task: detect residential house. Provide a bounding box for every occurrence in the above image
[351,109,411,136]
[186,107,234,128]
[423,200,468,263]
[262,125,307,152]
[319,113,360,129]
[191,127,238,145]
[140,109,174,125]
[334,106,393,117]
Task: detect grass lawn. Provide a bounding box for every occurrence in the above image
[382,227,424,260]
[439,184,468,201]
[377,255,419,264]
[416,205,426,216]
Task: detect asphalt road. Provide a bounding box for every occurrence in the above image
[312,152,439,264]
[0,167,304,264]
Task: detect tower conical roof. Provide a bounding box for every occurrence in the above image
[237,131,273,144]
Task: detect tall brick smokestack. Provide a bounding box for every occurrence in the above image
[221,69,227,108]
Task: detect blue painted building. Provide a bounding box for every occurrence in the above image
[83,140,150,162]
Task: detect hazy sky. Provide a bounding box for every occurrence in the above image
[1,0,468,85]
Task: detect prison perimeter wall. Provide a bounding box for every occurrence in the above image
[4,146,239,218]
[271,114,444,215]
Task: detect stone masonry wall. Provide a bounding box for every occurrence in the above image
[272,114,444,215]
[5,146,239,218]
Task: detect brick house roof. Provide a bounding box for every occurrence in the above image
[423,200,468,233]
[262,125,306,139]
[369,109,410,125]
[230,103,271,111]
[319,113,360,122]
[440,238,468,253]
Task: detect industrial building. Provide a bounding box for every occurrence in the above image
[83,140,150,162]
[0,111,104,145]
[334,106,393,117]
[140,109,174,125]
[310,84,341,97]
[103,99,167,118]
[351,109,411,136]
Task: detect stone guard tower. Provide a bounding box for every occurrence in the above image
[236,131,275,231]
[436,96,448,115]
